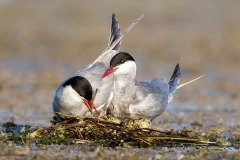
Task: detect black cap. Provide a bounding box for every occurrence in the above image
[63,76,92,101]
[110,52,135,67]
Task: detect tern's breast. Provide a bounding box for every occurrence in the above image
[52,86,88,117]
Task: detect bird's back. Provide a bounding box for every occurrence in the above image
[129,79,169,120]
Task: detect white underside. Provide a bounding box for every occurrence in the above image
[52,85,89,117]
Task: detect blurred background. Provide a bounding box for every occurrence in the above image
[0,0,239,129]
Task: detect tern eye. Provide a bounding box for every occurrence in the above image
[121,60,125,63]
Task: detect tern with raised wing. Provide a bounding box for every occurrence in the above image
[52,13,147,119]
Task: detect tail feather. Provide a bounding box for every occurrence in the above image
[101,12,147,56]
[94,13,147,63]
[168,65,204,103]
[168,64,181,102]
[108,13,121,51]
[168,64,181,95]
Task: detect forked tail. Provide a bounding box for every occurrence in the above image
[108,13,121,52]
[168,64,204,103]
[103,12,147,54]
[168,64,181,102]
[78,13,147,74]
[168,64,181,103]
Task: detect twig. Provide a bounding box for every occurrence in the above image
[132,136,215,144]
[55,112,124,129]
[131,128,173,135]
[158,118,175,130]
[72,139,90,144]
[92,88,98,102]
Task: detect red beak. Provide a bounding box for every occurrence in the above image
[102,67,118,78]
[83,98,99,114]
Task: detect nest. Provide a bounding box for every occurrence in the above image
[10,112,215,148]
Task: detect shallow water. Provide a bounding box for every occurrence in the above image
[1,0,240,159]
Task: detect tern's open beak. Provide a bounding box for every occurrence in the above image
[102,67,118,78]
[82,98,99,114]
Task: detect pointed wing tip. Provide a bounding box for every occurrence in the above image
[112,13,116,18]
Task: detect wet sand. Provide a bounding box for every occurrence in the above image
[0,0,240,159]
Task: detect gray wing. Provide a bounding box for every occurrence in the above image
[129,79,169,120]
[145,78,169,91]
[57,14,122,107]
[55,13,146,109]
[72,12,122,104]
[73,62,114,107]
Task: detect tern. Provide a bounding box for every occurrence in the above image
[102,52,203,121]
[52,13,147,119]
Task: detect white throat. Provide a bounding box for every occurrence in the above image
[114,61,136,79]
[60,85,83,105]
[113,61,136,88]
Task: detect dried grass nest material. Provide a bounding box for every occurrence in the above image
[10,112,215,147]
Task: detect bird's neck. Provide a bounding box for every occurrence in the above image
[110,74,136,121]
[113,74,135,88]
